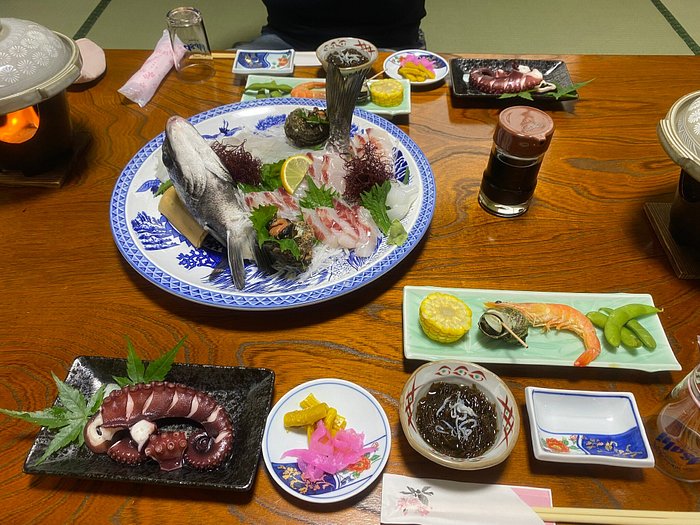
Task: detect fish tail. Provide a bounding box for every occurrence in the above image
[226,229,246,290]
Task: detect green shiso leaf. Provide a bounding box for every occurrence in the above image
[249,205,301,259]
[299,175,336,209]
[360,181,392,234]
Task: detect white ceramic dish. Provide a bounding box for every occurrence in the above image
[399,360,520,470]
[383,49,448,87]
[233,49,294,75]
[525,387,654,468]
[403,286,681,372]
[261,378,391,503]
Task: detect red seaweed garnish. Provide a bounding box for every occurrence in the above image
[211,140,262,186]
[343,140,394,203]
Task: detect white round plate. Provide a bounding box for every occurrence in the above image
[383,49,449,87]
[110,98,435,310]
[261,378,391,503]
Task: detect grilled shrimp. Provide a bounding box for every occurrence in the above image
[290,82,327,99]
[483,302,602,367]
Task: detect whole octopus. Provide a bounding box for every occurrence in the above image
[468,64,555,94]
[84,381,234,472]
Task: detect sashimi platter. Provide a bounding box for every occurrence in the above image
[111,98,435,310]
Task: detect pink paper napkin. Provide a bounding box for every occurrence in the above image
[118,30,178,107]
[381,474,552,525]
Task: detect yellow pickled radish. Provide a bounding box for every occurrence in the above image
[419,292,472,343]
[283,402,328,428]
[368,79,404,107]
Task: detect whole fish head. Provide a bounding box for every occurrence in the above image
[162,115,230,205]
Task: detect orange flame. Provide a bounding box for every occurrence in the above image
[0,106,40,144]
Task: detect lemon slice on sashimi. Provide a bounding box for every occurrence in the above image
[281,154,312,194]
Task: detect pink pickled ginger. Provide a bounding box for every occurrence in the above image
[283,421,377,482]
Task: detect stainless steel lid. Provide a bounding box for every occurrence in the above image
[0,18,82,114]
[658,90,700,181]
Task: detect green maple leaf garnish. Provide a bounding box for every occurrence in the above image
[113,336,186,387]
[0,336,186,465]
[0,373,106,465]
[499,79,594,101]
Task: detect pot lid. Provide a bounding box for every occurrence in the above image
[658,89,700,181]
[0,18,82,114]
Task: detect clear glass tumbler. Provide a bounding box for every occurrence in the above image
[166,7,214,82]
[647,363,700,482]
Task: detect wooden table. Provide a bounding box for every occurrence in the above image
[1,51,699,524]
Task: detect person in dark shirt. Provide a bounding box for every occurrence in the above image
[235,0,427,51]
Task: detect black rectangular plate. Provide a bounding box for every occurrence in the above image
[23,357,275,491]
[450,58,577,100]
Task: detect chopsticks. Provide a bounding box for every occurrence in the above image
[532,506,700,524]
[211,51,237,59]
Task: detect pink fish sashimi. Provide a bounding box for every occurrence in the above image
[304,201,379,258]
[245,187,300,219]
[305,151,346,195]
[283,421,377,482]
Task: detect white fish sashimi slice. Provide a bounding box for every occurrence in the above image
[245,188,300,219]
[303,202,379,258]
[304,151,346,195]
[386,180,419,221]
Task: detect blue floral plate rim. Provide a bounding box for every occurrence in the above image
[525,386,655,468]
[110,98,435,310]
[261,378,391,503]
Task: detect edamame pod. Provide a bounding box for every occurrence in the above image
[245,81,293,92]
[603,304,662,348]
[589,310,642,348]
[626,318,657,349]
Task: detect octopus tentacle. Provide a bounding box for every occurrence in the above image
[106,437,146,466]
[84,381,234,471]
[145,431,188,472]
[468,64,544,94]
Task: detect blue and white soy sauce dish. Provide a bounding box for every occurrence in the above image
[525,386,654,468]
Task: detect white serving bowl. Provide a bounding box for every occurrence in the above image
[399,359,520,470]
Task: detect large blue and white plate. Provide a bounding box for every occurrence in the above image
[261,378,391,503]
[110,98,435,310]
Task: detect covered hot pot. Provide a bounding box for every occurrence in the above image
[0,18,82,177]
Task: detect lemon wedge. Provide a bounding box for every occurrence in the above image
[281,154,311,194]
[419,292,472,343]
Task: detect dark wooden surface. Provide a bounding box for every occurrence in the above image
[1,51,699,524]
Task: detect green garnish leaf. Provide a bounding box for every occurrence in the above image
[143,336,187,382]
[35,419,85,465]
[124,337,145,384]
[114,336,185,386]
[1,373,105,465]
[155,179,173,196]
[360,181,392,234]
[299,175,337,209]
[498,79,593,101]
[0,406,70,429]
[1,337,184,465]
[250,205,301,259]
[548,78,594,100]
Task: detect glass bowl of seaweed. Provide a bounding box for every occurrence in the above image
[399,359,520,470]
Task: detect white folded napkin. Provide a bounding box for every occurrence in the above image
[381,474,545,525]
[118,30,179,107]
